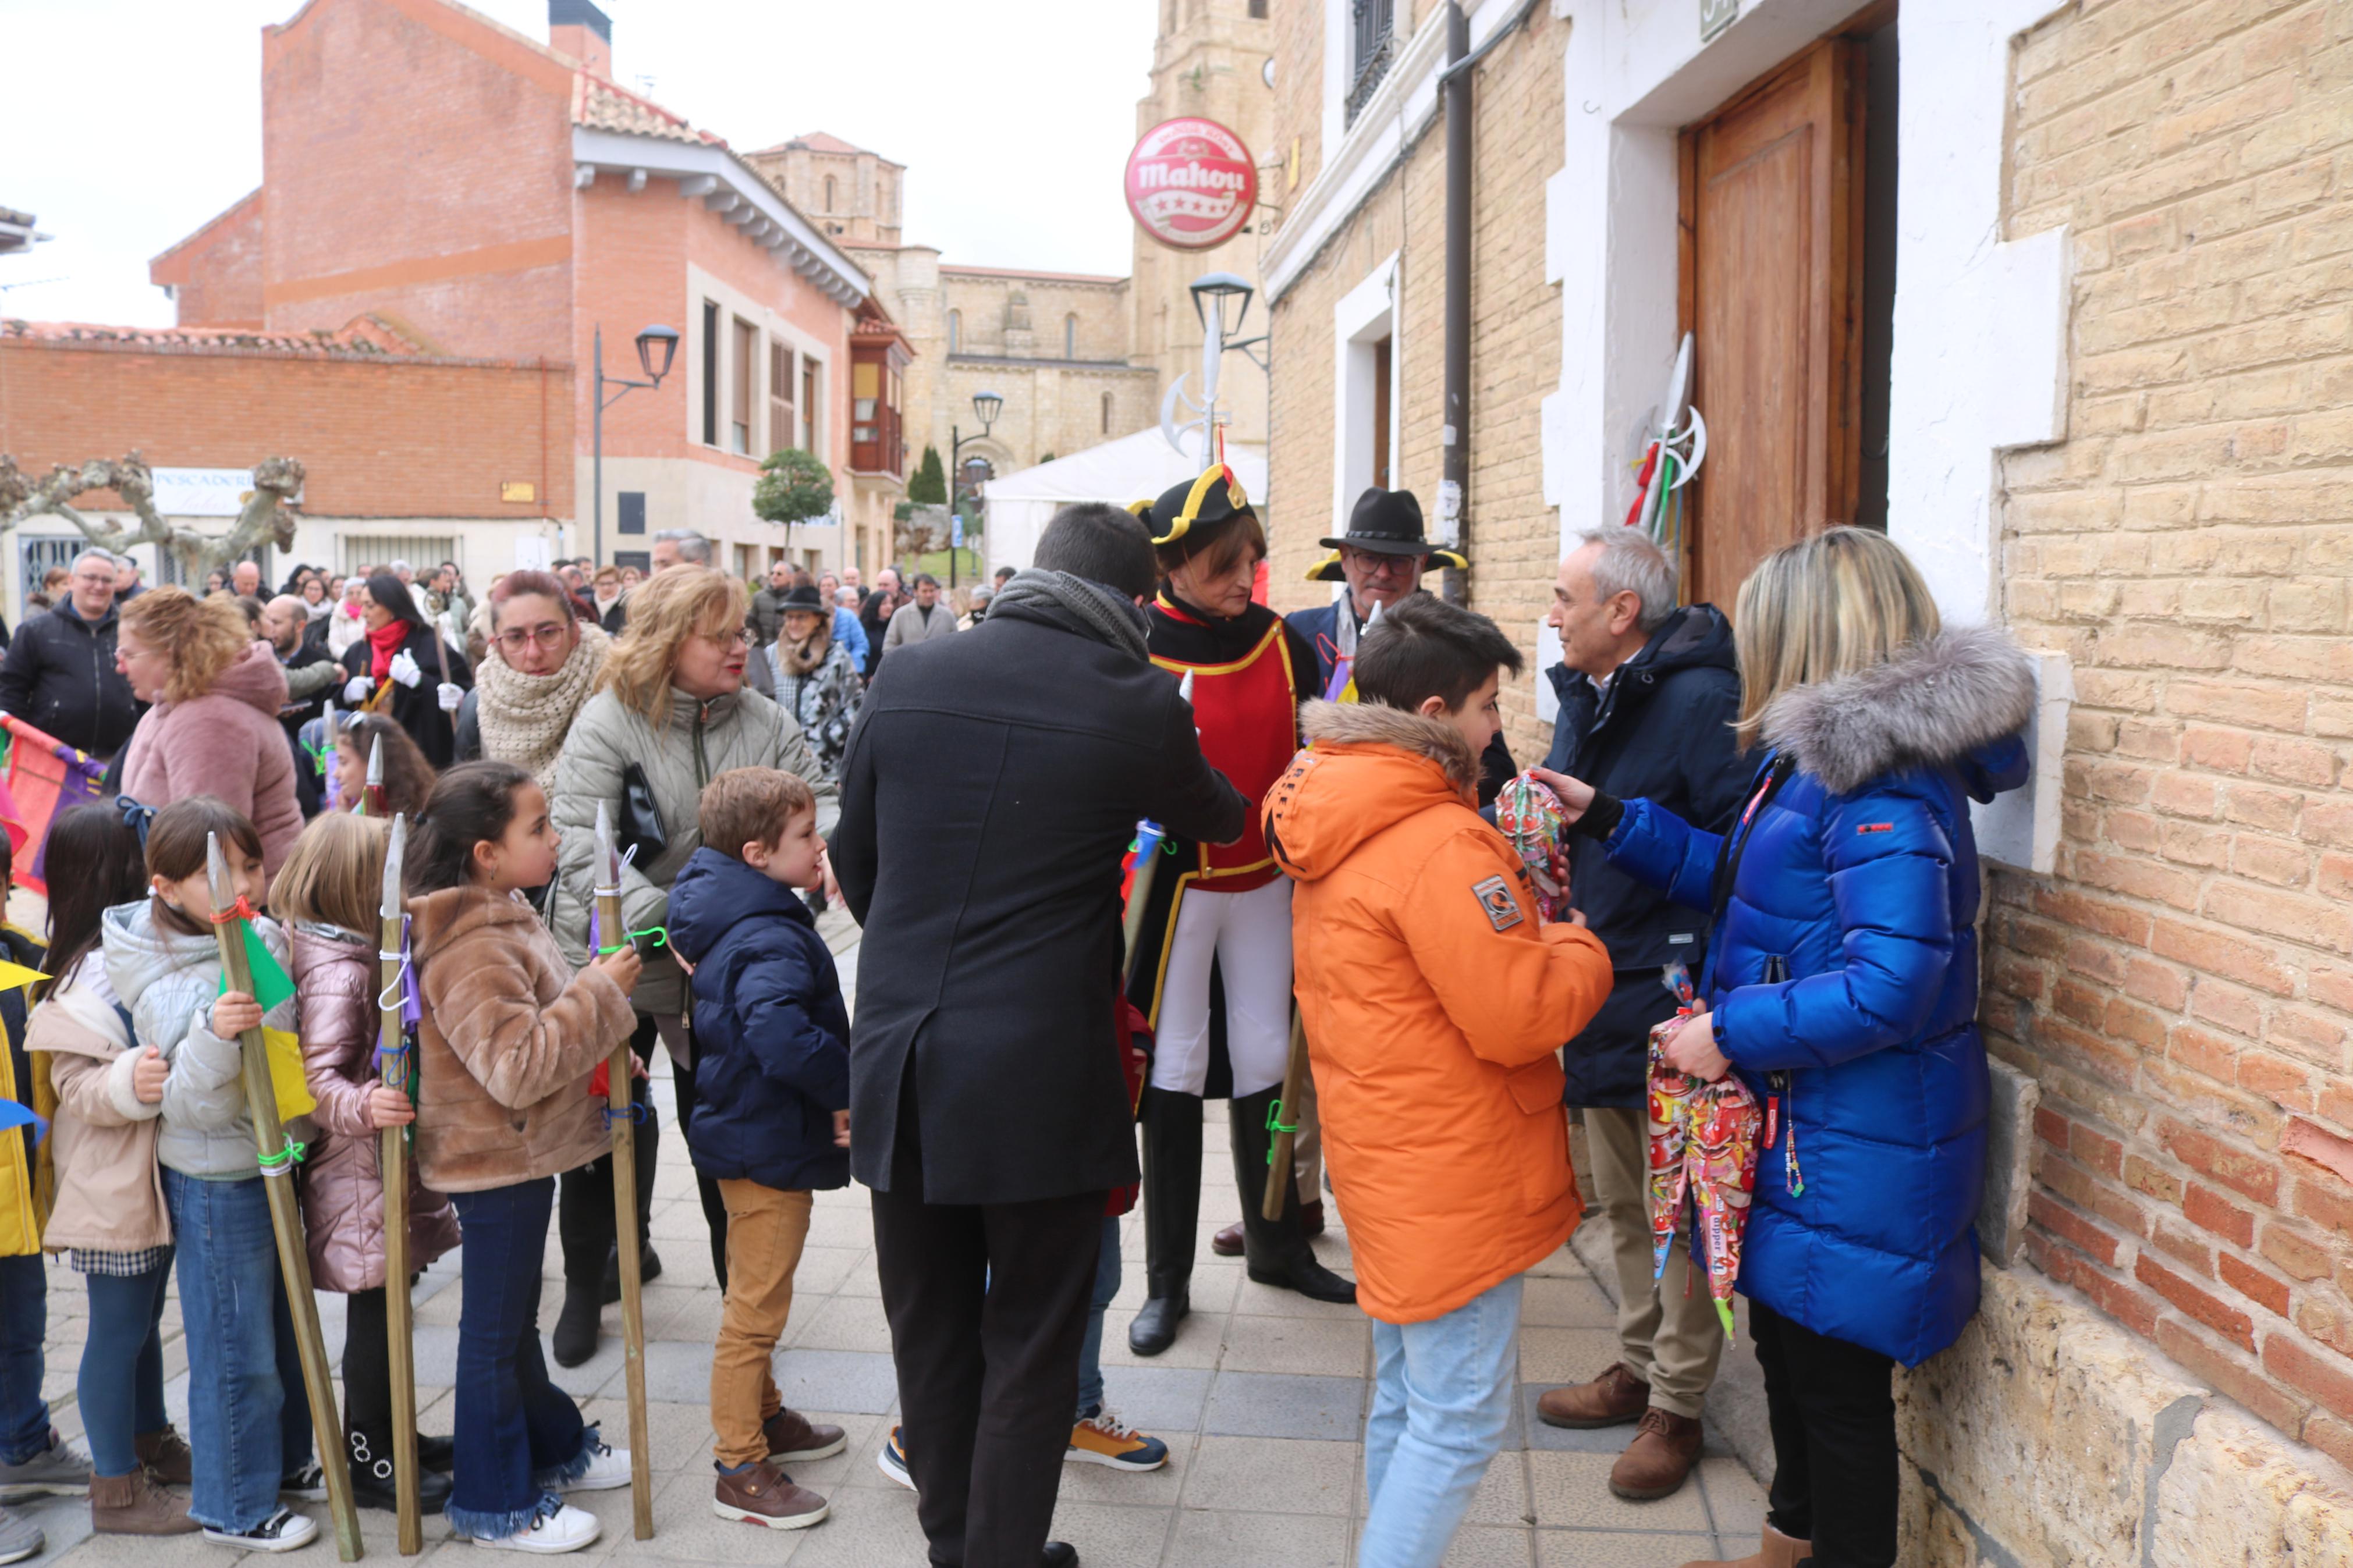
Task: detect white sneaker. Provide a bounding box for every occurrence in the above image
[470,1500,600,1555]
[558,1438,632,1494]
[203,1507,318,1553]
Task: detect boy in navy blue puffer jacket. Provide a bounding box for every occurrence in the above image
[667,767,851,1534]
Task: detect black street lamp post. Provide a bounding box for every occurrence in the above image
[592,322,680,566]
[946,389,1003,590]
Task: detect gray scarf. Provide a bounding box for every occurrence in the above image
[989,569,1151,662]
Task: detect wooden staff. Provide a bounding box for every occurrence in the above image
[207,833,363,1561]
[1264,1011,1310,1222]
[1120,671,1194,986]
[378,815,422,1554]
[593,803,654,1540]
[361,735,384,819]
[425,613,457,737]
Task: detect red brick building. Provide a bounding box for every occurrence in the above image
[148,0,894,580]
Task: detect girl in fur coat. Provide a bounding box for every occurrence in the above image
[276,812,461,1516]
[405,762,640,1554]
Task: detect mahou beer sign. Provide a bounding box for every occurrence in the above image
[1124,117,1257,251]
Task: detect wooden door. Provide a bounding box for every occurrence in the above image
[1680,38,1865,603]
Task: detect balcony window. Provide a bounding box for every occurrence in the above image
[1346,0,1395,127]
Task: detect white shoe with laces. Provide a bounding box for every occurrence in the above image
[470,1499,601,1555]
[203,1506,318,1553]
[558,1437,632,1493]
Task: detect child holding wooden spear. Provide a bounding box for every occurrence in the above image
[101,797,331,1552]
[278,813,461,1516]
[405,762,639,1554]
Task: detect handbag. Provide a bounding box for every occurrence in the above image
[617,762,669,866]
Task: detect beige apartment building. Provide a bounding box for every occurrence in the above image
[1262,1,2353,1563]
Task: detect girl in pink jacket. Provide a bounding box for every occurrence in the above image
[275,812,462,1516]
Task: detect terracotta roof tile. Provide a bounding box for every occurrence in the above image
[573,76,726,147]
[2,314,432,358]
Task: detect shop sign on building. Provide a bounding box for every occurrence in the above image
[151,467,259,516]
[1124,118,1257,251]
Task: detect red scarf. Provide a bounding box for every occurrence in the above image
[366,618,410,681]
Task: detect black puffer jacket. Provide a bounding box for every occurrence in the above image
[1543,604,1749,1106]
[0,599,139,758]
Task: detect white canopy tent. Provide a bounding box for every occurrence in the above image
[979,429,1268,578]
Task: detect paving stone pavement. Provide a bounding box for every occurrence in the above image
[9,905,1765,1567]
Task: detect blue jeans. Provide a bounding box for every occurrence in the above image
[0,1253,51,1464]
[81,1257,174,1476]
[1074,1215,1121,1419]
[164,1170,313,1532]
[448,1178,593,1540]
[1360,1275,1524,1568]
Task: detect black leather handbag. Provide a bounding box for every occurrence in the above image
[617,762,669,866]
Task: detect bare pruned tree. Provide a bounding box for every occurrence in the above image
[0,451,304,580]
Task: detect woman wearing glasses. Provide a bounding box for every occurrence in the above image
[453,569,610,787]
[541,567,838,1373]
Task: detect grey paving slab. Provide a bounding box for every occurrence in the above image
[767,1347,904,1415]
[1202,1369,1365,1441]
[1099,1363,1216,1433]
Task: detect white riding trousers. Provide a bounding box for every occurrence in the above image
[1148,876,1294,1099]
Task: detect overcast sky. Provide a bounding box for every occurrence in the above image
[0,0,1160,328]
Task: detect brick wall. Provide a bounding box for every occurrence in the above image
[1990,0,2353,1473]
[0,337,574,520]
[151,190,265,329]
[1267,6,1564,765]
[259,0,576,362]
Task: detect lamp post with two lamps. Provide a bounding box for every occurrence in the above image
[591,322,680,567]
[946,389,1004,591]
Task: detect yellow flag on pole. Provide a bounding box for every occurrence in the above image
[262,1028,316,1119]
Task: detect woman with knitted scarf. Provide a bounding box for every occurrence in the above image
[453,570,610,786]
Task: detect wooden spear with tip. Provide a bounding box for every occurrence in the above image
[207,833,363,1560]
[593,803,655,1540]
[377,815,422,1553]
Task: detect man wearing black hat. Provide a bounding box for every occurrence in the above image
[1288,485,1517,803]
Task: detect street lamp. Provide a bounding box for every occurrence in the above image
[1162,273,1268,466]
[592,322,680,567]
[1189,271,1254,340]
[947,389,1002,590]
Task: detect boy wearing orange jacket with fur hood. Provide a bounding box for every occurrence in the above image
[1267,595,1611,1568]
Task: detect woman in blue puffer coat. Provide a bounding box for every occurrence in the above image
[1538,528,2034,1568]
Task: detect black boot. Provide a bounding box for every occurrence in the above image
[552,1281,602,1368]
[1230,1086,1355,1303]
[345,1428,449,1515]
[1127,1086,1203,1356]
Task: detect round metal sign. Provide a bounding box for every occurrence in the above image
[1123,117,1257,252]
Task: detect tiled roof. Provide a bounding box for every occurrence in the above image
[573,76,725,148]
[940,263,1129,286]
[2,315,431,357]
[786,131,863,155]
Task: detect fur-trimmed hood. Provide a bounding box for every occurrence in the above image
[1762,625,2036,797]
[1269,701,1482,883]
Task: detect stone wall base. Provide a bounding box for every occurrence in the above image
[1897,1265,2353,1567]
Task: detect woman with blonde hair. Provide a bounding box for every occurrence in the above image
[114,586,305,883]
[541,567,836,1381]
[1538,528,2034,1568]
[275,812,462,1513]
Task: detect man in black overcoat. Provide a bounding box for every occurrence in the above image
[830,502,1245,1568]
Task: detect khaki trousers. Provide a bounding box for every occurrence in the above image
[710,1180,814,1467]
[1585,1103,1724,1418]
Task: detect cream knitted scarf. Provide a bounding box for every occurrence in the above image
[476,621,609,788]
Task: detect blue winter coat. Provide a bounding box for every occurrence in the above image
[666,847,850,1193]
[1600,627,2034,1366]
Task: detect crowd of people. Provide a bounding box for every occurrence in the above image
[0,476,2033,1568]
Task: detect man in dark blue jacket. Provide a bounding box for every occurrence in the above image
[0,552,137,759]
[668,767,852,1534]
[1528,528,1749,1504]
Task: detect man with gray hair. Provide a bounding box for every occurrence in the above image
[650,528,711,572]
[1527,525,1749,1503]
[0,550,136,757]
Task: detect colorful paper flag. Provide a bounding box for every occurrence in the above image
[217,925,296,1014]
[0,958,47,994]
[261,1027,316,1120]
[0,1099,48,1144]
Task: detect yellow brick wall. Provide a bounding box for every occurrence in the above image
[1268,6,1564,765]
[1989,0,2353,1471]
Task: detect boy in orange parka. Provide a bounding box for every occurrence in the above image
[1266,595,1611,1568]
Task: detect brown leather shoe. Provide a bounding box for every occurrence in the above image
[1213,1199,1323,1257]
[712,1460,828,1531]
[90,1469,197,1535]
[1679,1522,1809,1568]
[1610,1407,1703,1501]
[133,1425,193,1487]
[1536,1363,1650,1428]
[761,1407,847,1463]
